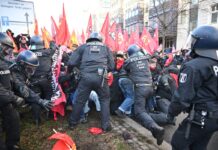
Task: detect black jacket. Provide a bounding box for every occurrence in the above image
[169,57,218,116]
[68,41,115,73]
[0,57,18,107]
[124,51,152,84]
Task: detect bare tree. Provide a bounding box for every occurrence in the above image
[149,0,208,50]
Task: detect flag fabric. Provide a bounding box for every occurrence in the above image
[123,30,129,52]
[49,131,76,150]
[41,27,52,48]
[116,25,124,51]
[86,14,92,38]
[81,30,86,44]
[153,27,159,50]
[107,21,116,51]
[140,27,156,55]
[129,26,140,46]
[51,46,67,120]
[69,30,79,49]
[34,19,39,36]
[7,32,18,54]
[51,16,59,41]
[56,4,70,46]
[100,13,110,44]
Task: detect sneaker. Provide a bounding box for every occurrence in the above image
[80,117,88,124]
[115,109,126,118]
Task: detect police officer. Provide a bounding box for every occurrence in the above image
[123,44,164,145]
[10,50,54,126]
[29,36,54,123]
[167,25,218,150]
[29,35,54,100]
[68,32,115,131]
[0,32,24,150]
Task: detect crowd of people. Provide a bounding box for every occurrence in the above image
[0,25,217,150]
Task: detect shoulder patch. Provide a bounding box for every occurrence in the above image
[213,65,218,77]
[179,73,187,83]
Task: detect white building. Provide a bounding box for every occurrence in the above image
[176,0,218,50]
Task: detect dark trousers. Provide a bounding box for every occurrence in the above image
[69,73,110,129]
[30,77,53,120]
[134,86,157,130]
[0,104,20,150]
[171,117,218,150]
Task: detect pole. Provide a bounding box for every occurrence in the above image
[25,12,29,34]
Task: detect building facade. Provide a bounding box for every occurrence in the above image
[176,0,218,49]
[148,0,178,49]
[123,0,145,34]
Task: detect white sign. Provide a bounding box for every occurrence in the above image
[0,0,35,35]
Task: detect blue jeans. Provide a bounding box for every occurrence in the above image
[70,90,101,118]
[118,77,134,114]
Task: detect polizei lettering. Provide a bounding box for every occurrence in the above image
[130,55,149,62]
[0,70,10,75]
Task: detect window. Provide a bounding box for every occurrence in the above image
[191,0,198,5]
[180,10,186,24]
[211,4,218,23]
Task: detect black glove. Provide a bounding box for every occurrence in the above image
[166,114,176,125]
[38,99,54,111]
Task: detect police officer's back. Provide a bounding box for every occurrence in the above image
[167,25,218,150]
[124,44,165,145]
[68,32,115,131]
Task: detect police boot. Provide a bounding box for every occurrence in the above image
[150,123,165,145]
[34,118,41,128]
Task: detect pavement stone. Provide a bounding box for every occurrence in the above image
[111,116,171,150]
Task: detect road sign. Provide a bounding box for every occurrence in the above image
[0,0,35,35]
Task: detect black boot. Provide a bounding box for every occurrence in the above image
[150,124,165,145]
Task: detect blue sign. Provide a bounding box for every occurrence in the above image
[1,16,9,26]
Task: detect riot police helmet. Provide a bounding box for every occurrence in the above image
[183,25,218,60]
[16,50,39,76]
[0,32,14,55]
[127,44,141,56]
[86,32,103,43]
[30,35,44,50]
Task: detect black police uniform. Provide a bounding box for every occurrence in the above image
[168,25,218,150]
[124,50,164,145]
[68,40,115,130]
[168,57,218,150]
[30,48,54,100]
[10,64,45,121]
[0,56,20,150]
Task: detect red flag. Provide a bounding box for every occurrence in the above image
[129,25,142,47]
[107,21,116,51]
[34,19,39,35]
[123,30,129,52]
[153,27,159,50]
[100,13,110,44]
[81,30,86,44]
[48,131,76,150]
[56,4,70,45]
[86,14,92,38]
[41,27,52,48]
[116,25,124,51]
[140,27,156,55]
[51,16,59,41]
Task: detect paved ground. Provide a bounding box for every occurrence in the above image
[111,116,171,150]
